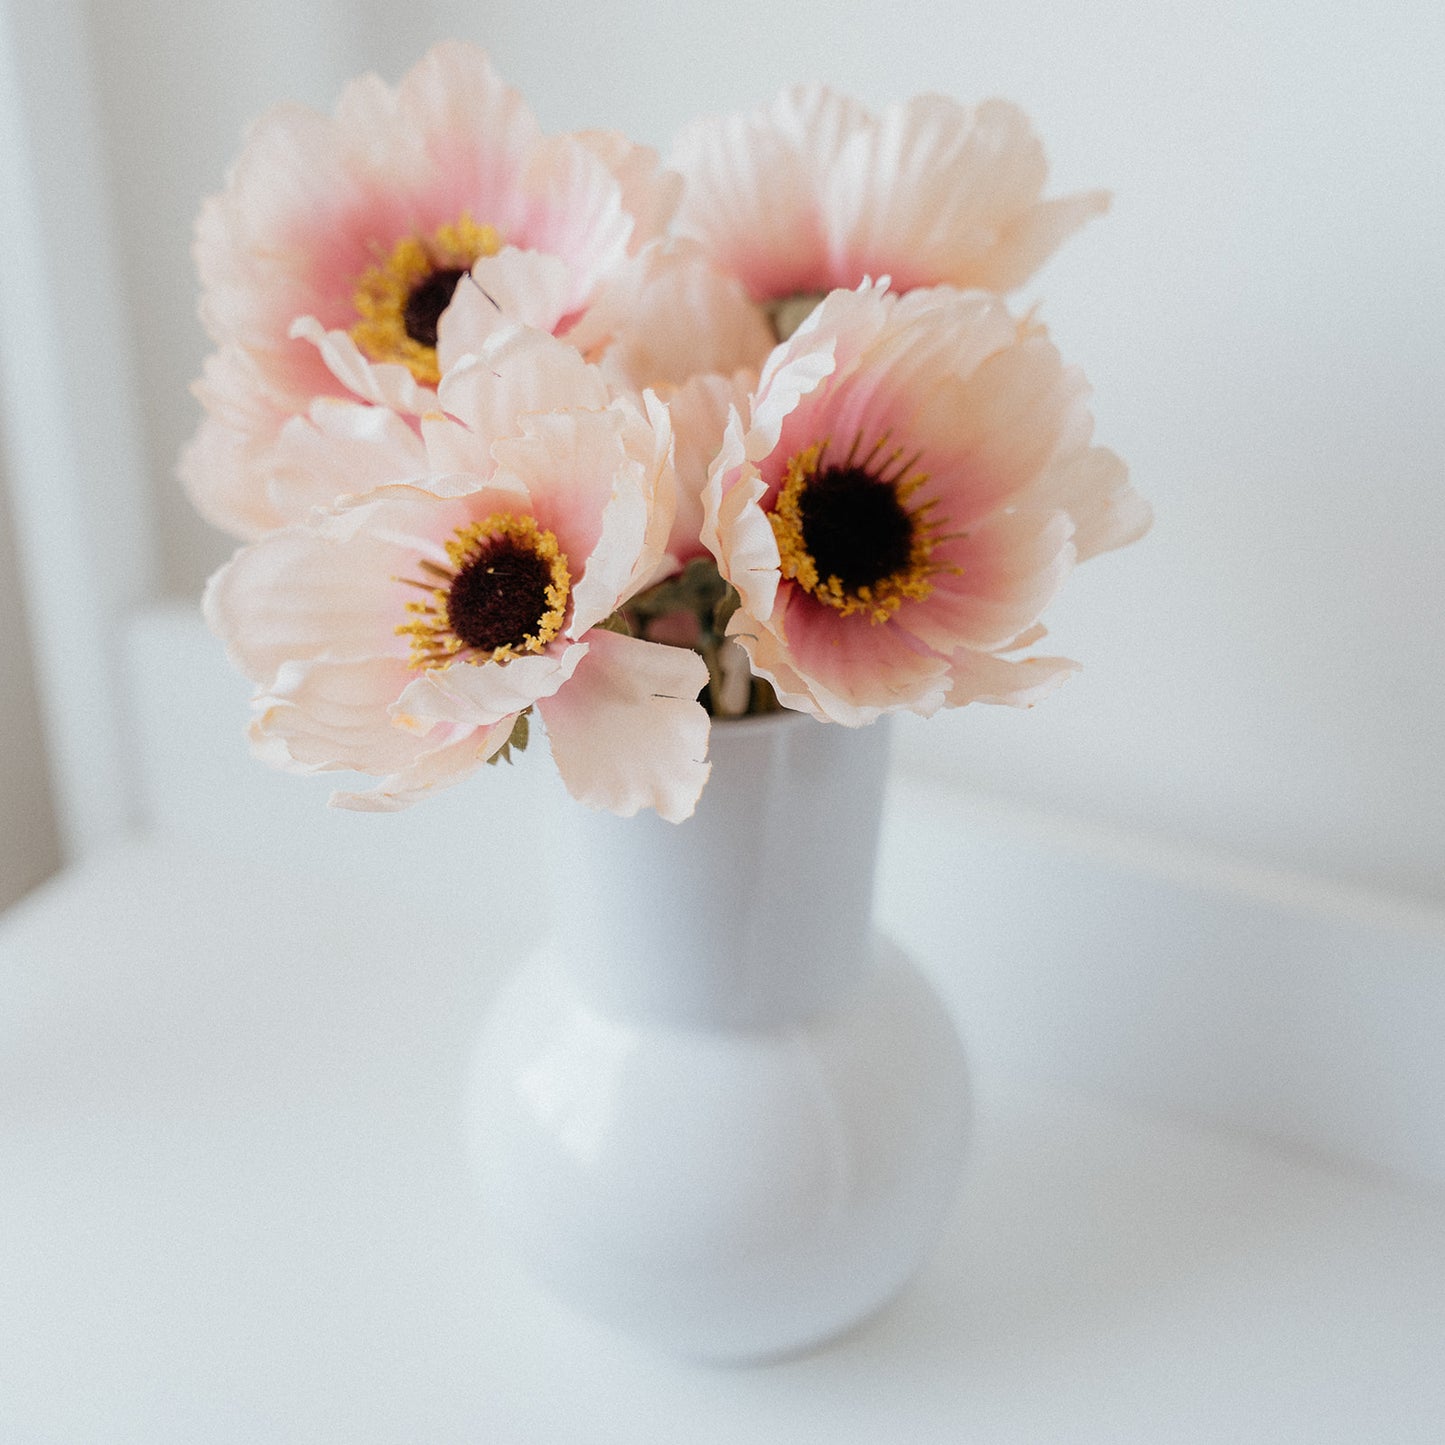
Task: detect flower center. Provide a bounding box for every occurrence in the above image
[350,215,502,386]
[402,267,470,350]
[768,435,952,622]
[397,515,570,669]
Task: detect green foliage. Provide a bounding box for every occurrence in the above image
[486,709,531,766]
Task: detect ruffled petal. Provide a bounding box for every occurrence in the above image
[1028,445,1153,561]
[571,130,682,251]
[671,84,872,300]
[248,656,424,773]
[487,402,668,631]
[391,40,541,231]
[203,487,476,683]
[537,630,710,823]
[909,335,1091,529]
[743,590,952,723]
[328,719,515,811]
[666,371,749,565]
[436,249,577,368]
[673,84,1103,301]
[180,345,298,538]
[393,642,589,728]
[701,424,780,622]
[563,239,773,391]
[266,400,430,522]
[436,325,611,444]
[902,509,1076,653]
[290,316,437,415]
[944,646,1080,708]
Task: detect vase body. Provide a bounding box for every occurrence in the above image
[465,713,970,1363]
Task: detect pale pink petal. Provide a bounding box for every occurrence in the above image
[563,239,772,390]
[328,719,515,811]
[488,407,656,632]
[666,372,749,565]
[416,413,494,486]
[671,84,871,300]
[631,391,682,592]
[720,608,831,721]
[756,590,953,722]
[537,630,710,823]
[512,135,633,305]
[203,487,476,682]
[909,335,1091,529]
[981,190,1113,292]
[393,642,589,728]
[1028,445,1153,561]
[572,130,682,251]
[249,656,425,773]
[290,316,437,414]
[436,326,611,443]
[1001,622,1049,652]
[179,413,280,541]
[436,250,576,367]
[745,330,842,464]
[391,40,541,232]
[945,647,1080,708]
[827,95,1066,290]
[902,510,1076,653]
[702,421,780,621]
[266,400,430,521]
[180,345,297,538]
[673,84,1103,300]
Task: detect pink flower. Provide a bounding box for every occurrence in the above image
[204,326,710,819]
[185,41,685,537]
[702,284,1151,724]
[671,85,1109,305]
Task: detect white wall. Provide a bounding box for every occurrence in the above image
[81,0,1445,904]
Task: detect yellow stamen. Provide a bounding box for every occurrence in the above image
[350,215,503,386]
[395,514,570,669]
[767,434,956,624]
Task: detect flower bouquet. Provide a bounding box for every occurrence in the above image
[184,42,1149,1361]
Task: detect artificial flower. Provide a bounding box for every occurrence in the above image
[671,85,1109,321]
[701,283,1151,725]
[185,40,682,537]
[204,325,710,818]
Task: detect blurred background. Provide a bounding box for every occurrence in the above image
[1,0,1442,912]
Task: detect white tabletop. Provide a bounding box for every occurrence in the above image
[3,839,1444,1444]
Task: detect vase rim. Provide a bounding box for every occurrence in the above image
[710,707,819,736]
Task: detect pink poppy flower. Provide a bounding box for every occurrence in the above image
[671,85,1109,308]
[701,283,1151,725]
[185,41,684,537]
[204,326,710,819]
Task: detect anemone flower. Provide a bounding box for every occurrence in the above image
[184,40,687,538]
[671,85,1109,323]
[204,326,710,819]
[701,283,1151,724]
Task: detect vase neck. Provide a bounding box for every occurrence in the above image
[550,714,892,1030]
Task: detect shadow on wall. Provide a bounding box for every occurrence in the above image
[0,445,61,913]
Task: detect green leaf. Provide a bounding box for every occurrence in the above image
[486,709,531,767]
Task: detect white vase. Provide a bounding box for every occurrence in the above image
[465,712,971,1363]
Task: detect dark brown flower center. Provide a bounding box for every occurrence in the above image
[797,465,916,594]
[403,267,469,350]
[448,536,558,653]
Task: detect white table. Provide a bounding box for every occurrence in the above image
[4,831,1444,1444]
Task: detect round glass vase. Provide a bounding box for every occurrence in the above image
[465,711,970,1363]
